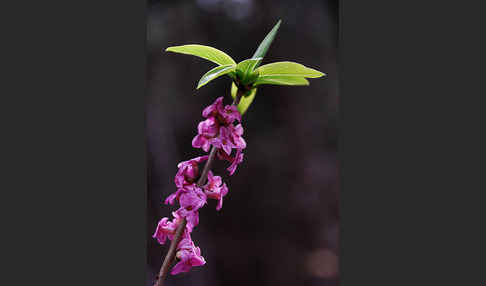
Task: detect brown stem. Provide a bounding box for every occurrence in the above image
[155,218,186,285]
[154,89,244,286]
[232,87,244,105]
[197,147,218,186]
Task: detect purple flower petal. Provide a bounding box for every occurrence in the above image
[171,261,192,275]
[179,187,207,211]
[153,216,181,245]
[171,237,206,275]
[227,149,244,176]
[202,97,224,118]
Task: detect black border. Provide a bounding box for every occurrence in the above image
[5,0,147,284]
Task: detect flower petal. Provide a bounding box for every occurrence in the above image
[171,261,192,275]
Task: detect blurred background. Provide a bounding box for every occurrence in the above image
[146,0,339,285]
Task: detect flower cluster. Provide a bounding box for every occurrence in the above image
[153,97,246,275]
[193,97,246,155]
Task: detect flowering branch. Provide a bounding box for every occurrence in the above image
[153,90,244,286]
[151,19,325,286]
[155,219,186,286]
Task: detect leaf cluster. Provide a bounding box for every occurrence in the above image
[165,20,325,114]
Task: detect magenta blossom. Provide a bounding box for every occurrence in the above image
[202,96,241,125]
[175,156,209,188]
[212,126,234,155]
[194,97,245,154]
[152,216,181,245]
[171,237,206,275]
[202,96,224,119]
[176,187,206,231]
[179,187,207,212]
[227,149,244,176]
[155,95,248,277]
[228,123,246,149]
[192,117,220,152]
[174,207,199,232]
[210,124,246,155]
[164,187,185,205]
[203,171,229,211]
[219,104,241,124]
[165,183,199,205]
[217,148,244,176]
[167,186,206,232]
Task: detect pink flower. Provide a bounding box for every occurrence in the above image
[154,96,250,276]
[217,184,229,210]
[171,237,206,275]
[164,187,185,205]
[217,148,244,176]
[166,185,206,232]
[196,97,245,154]
[174,156,209,188]
[165,183,198,205]
[202,96,241,125]
[212,126,234,155]
[203,171,229,210]
[152,216,181,245]
[227,149,244,176]
[198,117,219,137]
[179,187,207,212]
[202,96,224,119]
[192,117,220,152]
[228,124,246,149]
[174,207,199,232]
[219,104,241,124]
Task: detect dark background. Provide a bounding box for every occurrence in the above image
[146,0,339,285]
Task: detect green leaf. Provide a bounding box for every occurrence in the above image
[197,64,236,89]
[227,71,237,80]
[254,76,309,86]
[166,44,236,66]
[254,61,325,78]
[231,82,238,98]
[251,20,281,69]
[236,58,262,76]
[231,82,257,115]
[236,58,262,85]
[237,88,257,115]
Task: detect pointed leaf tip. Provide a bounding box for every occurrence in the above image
[165,44,236,66]
[197,64,236,89]
[251,20,282,68]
